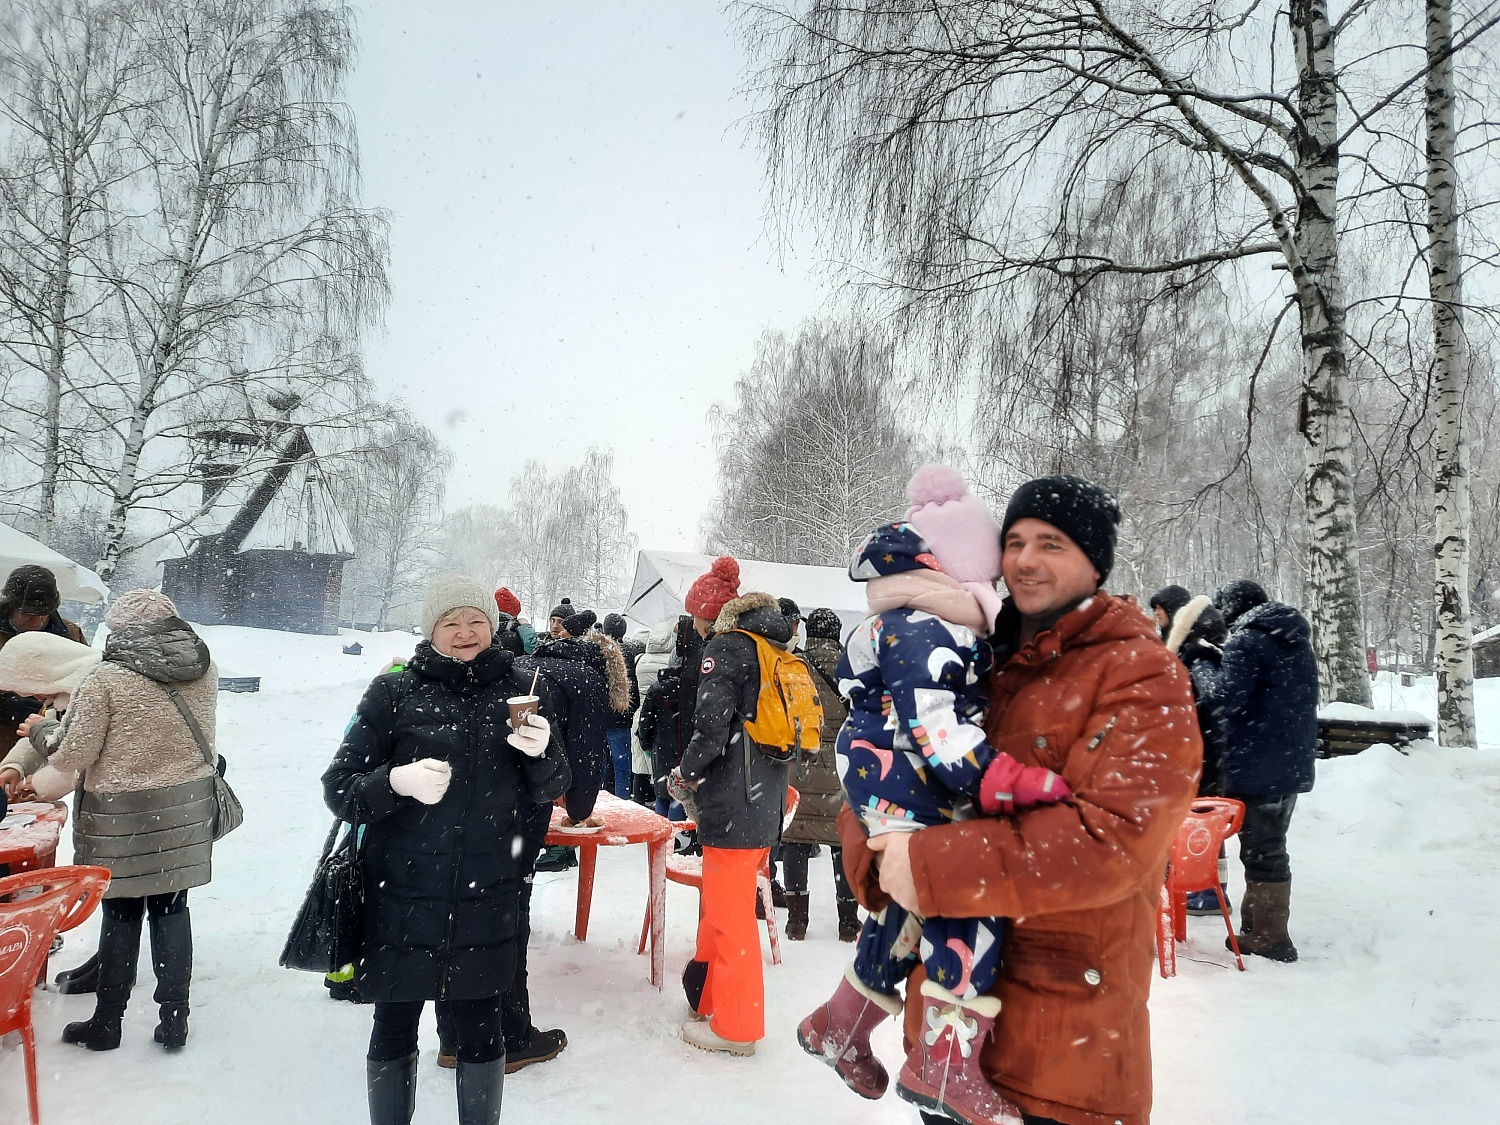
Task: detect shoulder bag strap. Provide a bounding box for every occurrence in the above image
[155,681,215,770]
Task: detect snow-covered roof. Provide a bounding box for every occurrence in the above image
[1471,621,1500,647]
[159,424,352,561]
[239,456,353,554]
[0,520,109,604]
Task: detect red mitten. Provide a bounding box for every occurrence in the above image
[978,752,1072,816]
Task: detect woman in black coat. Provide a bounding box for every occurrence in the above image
[323,576,568,1125]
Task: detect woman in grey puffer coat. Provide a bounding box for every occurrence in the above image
[11,590,219,1053]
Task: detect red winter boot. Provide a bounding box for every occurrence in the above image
[895,980,1023,1125]
[797,966,904,1099]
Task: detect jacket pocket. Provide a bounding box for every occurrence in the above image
[1001,924,1105,999]
[991,727,1073,772]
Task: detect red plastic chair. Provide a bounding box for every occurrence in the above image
[1155,798,1245,978]
[0,866,111,1125]
[639,785,800,965]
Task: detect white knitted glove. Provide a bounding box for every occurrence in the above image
[506,712,551,758]
[389,759,451,805]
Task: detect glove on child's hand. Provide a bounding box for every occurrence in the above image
[978,751,1071,816]
[389,759,451,805]
[506,712,551,757]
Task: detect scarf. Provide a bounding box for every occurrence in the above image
[865,570,994,636]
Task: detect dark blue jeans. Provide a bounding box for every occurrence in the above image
[605,726,633,799]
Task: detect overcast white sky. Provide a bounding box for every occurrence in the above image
[344,2,832,556]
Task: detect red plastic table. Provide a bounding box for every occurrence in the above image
[0,801,68,875]
[0,800,70,987]
[544,792,685,990]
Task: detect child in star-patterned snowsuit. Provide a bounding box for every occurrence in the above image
[797,467,1071,1105]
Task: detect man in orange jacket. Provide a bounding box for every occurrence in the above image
[842,475,1202,1125]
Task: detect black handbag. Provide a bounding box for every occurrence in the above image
[279,817,364,974]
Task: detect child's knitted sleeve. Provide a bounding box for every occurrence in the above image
[877,611,992,793]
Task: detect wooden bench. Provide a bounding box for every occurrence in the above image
[1316,717,1432,758]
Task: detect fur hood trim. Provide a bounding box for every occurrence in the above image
[587,632,632,713]
[1166,594,1214,655]
[713,591,778,636]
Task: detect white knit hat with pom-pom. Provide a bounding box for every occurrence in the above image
[903,465,1002,584]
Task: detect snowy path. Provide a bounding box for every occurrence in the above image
[2,627,1497,1124]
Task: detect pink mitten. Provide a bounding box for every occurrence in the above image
[978,751,1072,816]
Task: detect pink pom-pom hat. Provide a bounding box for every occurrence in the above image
[903,465,1002,583]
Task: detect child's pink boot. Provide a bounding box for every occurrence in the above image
[895,980,1024,1125]
[797,966,904,1099]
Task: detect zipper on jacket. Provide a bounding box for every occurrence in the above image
[438,686,480,1001]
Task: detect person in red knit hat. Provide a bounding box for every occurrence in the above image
[492,587,538,654]
[672,555,799,1057]
[684,556,740,640]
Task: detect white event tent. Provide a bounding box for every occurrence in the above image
[0,520,109,604]
[623,550,866,633]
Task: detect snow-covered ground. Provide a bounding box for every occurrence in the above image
[3,626,1498,1124]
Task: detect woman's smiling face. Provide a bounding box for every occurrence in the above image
[432,607,493,661]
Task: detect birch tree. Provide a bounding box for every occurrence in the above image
[748,1,1498,702]
[85,0,387,583]
[331,406,450,630]
[1427,0,1478,744]
[0,0,138,543]
[706,319,921,565]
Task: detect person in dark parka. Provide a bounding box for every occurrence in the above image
[1166,594,1231,914]
[323,575,568,1125]
[1148,584,1193,641]
[780,606,858,942]
[1212,578,1318,963]
[636,663,688,816]
[601,613,650,802]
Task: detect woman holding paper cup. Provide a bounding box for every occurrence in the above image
[323,574,569,1125]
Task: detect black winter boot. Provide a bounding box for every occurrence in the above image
[785,892,810,941]
[456,1057,504,1125]
[367,1053,417,1125]
[150,910,193,1048]
[63,904,140,1051]
[61,988,128,1051]
[836,898,861,943]
[54,952,100,994]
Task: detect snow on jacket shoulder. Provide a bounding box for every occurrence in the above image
[678,593,792,849]
[1216,601,1318,797]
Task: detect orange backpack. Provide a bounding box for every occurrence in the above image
[732,630,824,761]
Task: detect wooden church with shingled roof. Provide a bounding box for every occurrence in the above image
[161,394,354,635]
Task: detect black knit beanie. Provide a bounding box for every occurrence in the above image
[1149,585,1194,619]
[1001,476,1122,583]
[550,597,573,621]
[601,613,627,641]
[1214,579,1268,626]
[562,608,597,638]
[805,607,842,641]
[777,597,801,622]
